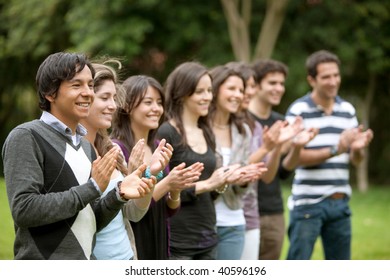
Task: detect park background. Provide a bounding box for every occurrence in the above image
[0,0,389,259]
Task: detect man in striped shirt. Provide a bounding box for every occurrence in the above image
[285,50,373,260]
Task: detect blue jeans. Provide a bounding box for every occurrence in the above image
[287,197,351,260]
[169,246,217,260]
[216,225,246,260]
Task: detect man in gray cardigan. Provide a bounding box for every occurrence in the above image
[2,52,154,259]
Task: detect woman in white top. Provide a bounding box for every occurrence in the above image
[209,65,267,260]
[81,61,172,259]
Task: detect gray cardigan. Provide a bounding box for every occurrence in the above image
[2,120,125,259]
[215,123,252,210]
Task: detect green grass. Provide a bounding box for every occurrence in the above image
[280,184,390,260]
[0,178,15,259]
[0,178,389,260]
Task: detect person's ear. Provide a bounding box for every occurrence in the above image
[45,94,55,103]
[307,75,316,88]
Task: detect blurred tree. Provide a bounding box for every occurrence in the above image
[0,0,389,186]
[220,0,290,61]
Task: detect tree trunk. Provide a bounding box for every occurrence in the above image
[356,72,375,193]
[253,0,289,60]
[220,0,252,62]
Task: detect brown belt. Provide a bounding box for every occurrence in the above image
[329,193,346,199]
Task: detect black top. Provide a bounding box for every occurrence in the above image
[113,138,177,260]
[250,111,292,215]
[157,122,218,255]
[131,198,172,260]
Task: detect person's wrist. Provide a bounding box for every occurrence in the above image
[116,181,129,201]
[168,192,180,202]
[145,166,164,181]
[215,184,228,194]
[329,145,339,157]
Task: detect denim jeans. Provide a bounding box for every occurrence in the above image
[287,197,351,260]
[169,245,217,260]
[216,225,246,260]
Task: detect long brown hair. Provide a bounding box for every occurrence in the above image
[111,75,164,155]
[209,64,247,136]
[225,61,257,132]
[164,61,216,150]
[92,61,128,175]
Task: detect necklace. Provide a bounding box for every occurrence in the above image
[213,122,230,129]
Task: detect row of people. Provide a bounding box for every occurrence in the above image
[2,49,373,260]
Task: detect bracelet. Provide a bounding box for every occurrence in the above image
[168,192,180,202]
[215,184,228,194]
[144,166,164,181]
[116,181,129,201]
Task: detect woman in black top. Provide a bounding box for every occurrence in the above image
[111,75,202,259]
[157,62,237,260]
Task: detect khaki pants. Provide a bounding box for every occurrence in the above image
[259,213,285,260]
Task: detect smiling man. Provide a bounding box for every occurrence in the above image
[248,59,294,260]
[1,52,148,259]
[285,50,373,260]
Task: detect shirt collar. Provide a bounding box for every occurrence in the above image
[40,111,87,145]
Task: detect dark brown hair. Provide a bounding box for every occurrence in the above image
[36,52,95,111]
[111,75,164,155]
[164,61,215,150]
[306,50,340,78]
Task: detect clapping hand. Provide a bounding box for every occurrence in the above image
[278,117,304,144]
[262,121,282,151]
[227,162,268,186]
[119,164,156,200]
[165,162,204,191]
[92,146,120,192]
[350,128,374,151]
[293,127,319,148]
[127,139,145,173]
[149,139,174,175]
[209,164,241,190]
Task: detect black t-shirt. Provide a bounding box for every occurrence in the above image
[157,122,218,254]
[112,138,173,260]
[249,111,292,215]
[130,198,170,260]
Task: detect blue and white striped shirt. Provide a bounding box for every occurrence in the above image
[285,93,358,208]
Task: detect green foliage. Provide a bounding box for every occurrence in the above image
[66,0,154,57]
[1,0,71,58]
[0,0,389,182]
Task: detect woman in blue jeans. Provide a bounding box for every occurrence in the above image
[209,64,267,260]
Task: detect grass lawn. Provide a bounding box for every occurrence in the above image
[0,179,15,259]
[0,178,389,260]
[280,184,390,260]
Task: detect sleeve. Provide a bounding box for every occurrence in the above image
[93,188,126,231]
[2,127,103,228]
[156,122,174,145]
[230,124,252,195]
[121,199,148,222]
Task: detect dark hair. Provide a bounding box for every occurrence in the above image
[306,50,340,78]
[36,52,95,111]
[251,59,288,84]
[225,61,256,87]
[225,61,257,132]
[91,61,127,175]
[209,65,247,136]
[111,75,164,154]
[164,61,215,150]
